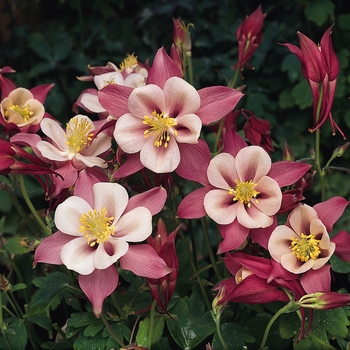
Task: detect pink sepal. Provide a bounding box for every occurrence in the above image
[33,231,73,266]
[30,83,55,104]
[301,265,331,294]
[79,265,119,318]
[217,221,249,253]
[120,244,171,278]
[331,230,350,262]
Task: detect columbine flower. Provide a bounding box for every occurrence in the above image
[297,291,350,310]
[232,5,266,71]
[113,76,202,173]
[0,75,53,134]
[269,204,335,274]
[282,25,342,137]
[268,197,349,293]
[34,182,169,317]
[177,131,312,252]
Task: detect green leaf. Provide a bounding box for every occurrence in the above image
[212,322,255,350]
[291,80,312,110]
[317,308,350,338]
[136,317,165,347]
[73,328,107,350]
[66,312,98,337]
[11,283,27,293]
[166,292,216,349]
[82,317,104,337]
[28,62,55,78]
[281,54,301,83]
[304,0,335,27]
[29,315,52,331]
[4,237,29,254]
[330,255,350,274]
[279,312,300,339]
[103,322,131,347]
[279,89,295,109]
[0,317,28,350]
[28,32,53,61]
[339,14,350,31]
[25,272,70,317]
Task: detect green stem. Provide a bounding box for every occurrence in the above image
[111,292,126,319]
[200,217,221,280]
[186,53,194,86]
[18,175,51,236]
[147,298,157,350]
[259,303,294,350]
[215,315,228,350]
[229,68,240,88]
[179,229,211,310]
[101,312,125,348]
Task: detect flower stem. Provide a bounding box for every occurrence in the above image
[147,298,157,349]
[18,175,51,236]
[214,314,228,350]
[179,229,211,310]
[101,311,125,348]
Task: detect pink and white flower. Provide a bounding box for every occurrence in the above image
[34,182,170,317]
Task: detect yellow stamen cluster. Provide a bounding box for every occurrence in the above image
[143,110,178,148]
[5,103,33,121]
[79,207,115,247]
[228,179,260,207]
[65,117,94,153]
[290,233,321,262]
[119,53,138,72]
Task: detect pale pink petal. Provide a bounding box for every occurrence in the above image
[120,244,171,278]
[36,141,69,162]
[254,176,282,215]
[163,77,200,116]
[267,161,311,187]
[34,231,73,266]
[313,196,349,232]
[113,113,148,153]
[92,182,128,223]
[94,239,129,269]
[147,47,182,88]
[289,204,317,235]
[177,186,212,219]
[207,153,238,189]
[235,146,271,182]
[74,153,107,168]
[280,253,314,274]
[82,132,111,157]
[268,225,298,262]
[140,136,180,173]
[55,196,92,235]
[173,114,201,144]
[79,265,119,318]
[113,207,152,241]
[94,71,124,90]
[217,221,249,253]
[40,118,67,150]
[125,187,166,215]
[124,73,146,88]
[197,86,243,125]
[61,237,95,275]
[204,189,237,225]
[176,140,211,185]
[310,218,329,248]
[301,265,331,293]
[312,247,334,269]
[128,85,165,119]
[237,203,273,228]
[80,92,106,113]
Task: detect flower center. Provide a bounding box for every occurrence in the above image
[79,207,115,247]
[65,116,94,153]
[5,103,33,121]
[119,53,138,71]
[228,179,260,207]
[143,110,178,148]
[290,233,321,262]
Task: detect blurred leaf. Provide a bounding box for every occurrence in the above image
[4,237,30,254]
[28,62,55,78]
[11,283,27,292]
[166,292,216,349]
[28,32,53,62]
[0,317,27,350]
[281,54,301,83]
[136,316,165,347]
[291,80,312,110]
[304,0,335,27]
[331,255,350,274]
[339,14,350,31]
[212,322,255,350]
[25,272,70,317]
[279,89,295,109]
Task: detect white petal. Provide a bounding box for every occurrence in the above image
[94,239,129,269]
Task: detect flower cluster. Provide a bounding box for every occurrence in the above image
[1,4,350,350]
